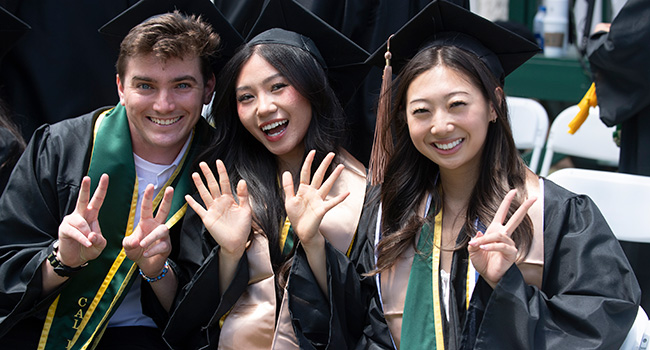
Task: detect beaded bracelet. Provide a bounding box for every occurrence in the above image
[139,260,169,283]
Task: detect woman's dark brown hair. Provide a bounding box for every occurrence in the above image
[0,100,26,193]
[374,45,533,273]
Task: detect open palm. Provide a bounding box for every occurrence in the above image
[186,160,251,257]
[283,151,348,247]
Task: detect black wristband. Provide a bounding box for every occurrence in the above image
[46,240,88,277]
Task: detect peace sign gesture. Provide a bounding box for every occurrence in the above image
[468,189,537,288]
[282,150,349,249]
[185,160,252,259]
[123,184,174,277]
[57,174,109,268]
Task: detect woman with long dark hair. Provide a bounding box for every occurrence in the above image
[319,1,640,349]
[163,0,369,348]
[0,101,26,195]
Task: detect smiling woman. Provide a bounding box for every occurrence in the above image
[405,64,493,173]
[235,53,312,167]
[334,1,640,349]
[163,0,371,349]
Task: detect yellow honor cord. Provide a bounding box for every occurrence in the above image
[431,210,445,350]
[280,216,291,250]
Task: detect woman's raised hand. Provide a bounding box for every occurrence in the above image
[468,189,537,289]
[282,150,349,249]
[186,160,251,258]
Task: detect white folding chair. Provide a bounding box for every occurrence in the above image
[506,96,549,173]
[539,105,619,177]
[620,307,650,350]
[547,168,650,349]
[547,168,650,243]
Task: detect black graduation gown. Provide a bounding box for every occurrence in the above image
[162,202,251,350]
[587,0,650,176]
[586,0,650,314]
[165,199,338,349]
[0,108,207,347]
[288,180,640,349]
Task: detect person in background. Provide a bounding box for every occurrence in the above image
[587,0,650,176]
[304,1,639,348]
[163,0,371,348]
[0,0,139,141]
[0,5,28,195]
[0,101,24,195]
[0,4,242,348]
[587,0,650,313]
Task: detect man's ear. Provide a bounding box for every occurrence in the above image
[116,74,126,106]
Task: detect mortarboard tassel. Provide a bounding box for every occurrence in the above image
[369,35,395,186]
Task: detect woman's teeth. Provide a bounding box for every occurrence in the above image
[435,139,463,150]
[261,120,288,136]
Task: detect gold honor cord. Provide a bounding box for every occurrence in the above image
[38,298,59,349]
[74,128,195,348]
[40,109,193,350]
[73,179,139,349]
[345,237,354,258]
[280,217,291,252]
[430,210,475,350]
[88,108,113,162]
[466,257,473,310]
[39,109,123,350]
[400,194,476,349]
[70,156,191,349]
[431,210,445,350]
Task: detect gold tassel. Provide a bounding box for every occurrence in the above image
[369,35,395,185]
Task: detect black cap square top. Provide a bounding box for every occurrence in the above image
[0,6,30,62]
[366,0,540,83]
[245,0,370,105]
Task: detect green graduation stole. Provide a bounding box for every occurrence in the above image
[280,217,296,256]
[38,104,196,350]
[400,203,475,349]
[401,208,445,349]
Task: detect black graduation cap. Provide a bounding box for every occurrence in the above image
[367,0,540,185]
[0,6,30,63]
[367,0,540,83]
[98,0,244,76]
[244,0,370,105]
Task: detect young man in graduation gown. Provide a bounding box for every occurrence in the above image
[0,2,243,349]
